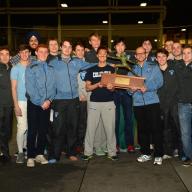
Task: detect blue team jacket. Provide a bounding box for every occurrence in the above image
[129,61,163,106]
[49,56,95,99]
[25,60,56,106]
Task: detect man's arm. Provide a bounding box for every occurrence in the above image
[11,80,22,116]
[85,80,103,92]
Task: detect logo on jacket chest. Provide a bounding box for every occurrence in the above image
[168,69,175,76]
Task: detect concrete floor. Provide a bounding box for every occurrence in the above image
[1,151,192,192]
[2,120,191,192]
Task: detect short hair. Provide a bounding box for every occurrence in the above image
[155,48,169,57]
[60,39,72,47]
[36,44,48,51]
[0,45,10,53]
[96,46,108,54]
[47,37,58,45]
[183,44,192,49]
[17,44,30,52]
[89,32,102,40]
[114,37,126,46]
[74,41,85,50]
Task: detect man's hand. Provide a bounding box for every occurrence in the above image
[106,83,114,91]
[129,86,138,92]
[140,86,147,93]
[98,82,103,88]
[14,105,22,116]
[79,95,87,101]
[110,64,116,68]
[41,100,51,110]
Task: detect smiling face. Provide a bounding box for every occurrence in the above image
[28,35,39,50]
[48,39,59,55]
[89,35,101,50]
[0,49,10,65]
[142,40,152,54]
[156,52,168,67]
[75,45,85,59]
[182,47,192,65]
[172,42,182,58]
[115,41,126,55]
[19,49,30,62]
[35,45,49,62]
[97,48,107,63]
[61,40,72,58]
[135,47,146,65]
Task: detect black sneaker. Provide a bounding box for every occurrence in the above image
[82,155,93,161]
[108,155,118,161]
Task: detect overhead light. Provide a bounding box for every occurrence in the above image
[138,21,143,24]
[61,3,68,7]
[111,39,114,43]
[140,2,147,7]
[154,39,158,42]
[181,28,187,32]
[102,20,108,24]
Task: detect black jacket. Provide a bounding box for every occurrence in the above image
[158,61,178,110]
[0,63,13,107]
[174,60,192,103]
[85,49,98,63]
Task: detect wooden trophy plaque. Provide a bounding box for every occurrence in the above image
[100,73,145,89]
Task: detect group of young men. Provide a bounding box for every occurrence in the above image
[0,31,192,168]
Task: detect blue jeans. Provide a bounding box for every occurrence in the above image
[178,103,192,159]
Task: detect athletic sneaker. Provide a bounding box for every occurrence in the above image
[82,155,93,161]
[35,155,48,164]
[162,154,172,160]
[107,155,118,161]
[27,158,35,167]
[16,153,25,164]
[137,155,152,163]
[127,145,135,153]
[153,157,163,165]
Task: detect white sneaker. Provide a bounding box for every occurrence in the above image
[163,154,172,160]
[27,158,35,167]
[35,155,48,164]
[137,155,152,162]
[154,157,163,165]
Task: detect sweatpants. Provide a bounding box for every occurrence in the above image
[84,101,116,157]
[16,101,27,153]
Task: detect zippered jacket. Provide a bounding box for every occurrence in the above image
[174,60,192,103]
[129,61,163,106]
[158,61,178,110]
[25,60,56,106]
[0,63,13,107]
[49,56,95,99]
